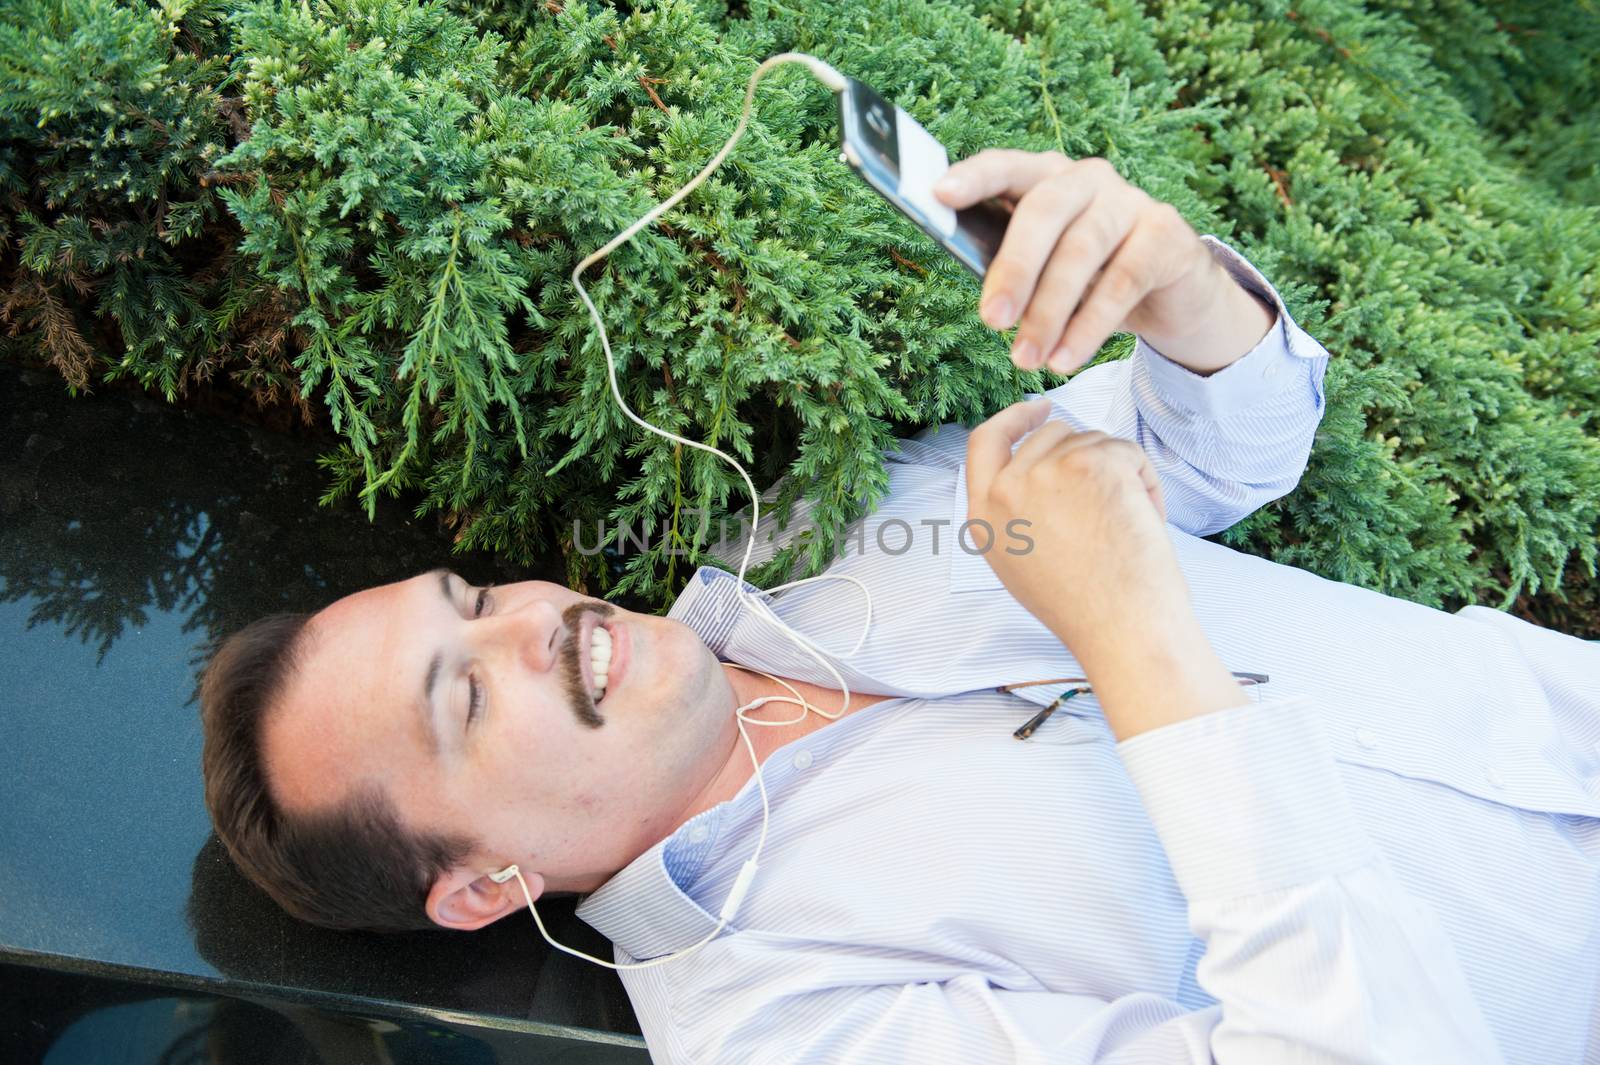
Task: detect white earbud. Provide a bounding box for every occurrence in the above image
[488,865,519,885]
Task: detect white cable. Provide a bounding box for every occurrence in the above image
[498,669,817,971]
[499,52,867,972]
[567,50,864,714]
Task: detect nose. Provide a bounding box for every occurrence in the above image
[478,596,566,675]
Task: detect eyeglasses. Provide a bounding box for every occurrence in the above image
[996,672,1270,740]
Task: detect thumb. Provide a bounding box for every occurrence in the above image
[931,171,969,207]
[966,396,1053,501]
[933,148,1067,208]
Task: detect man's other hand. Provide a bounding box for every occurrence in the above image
[965,397,1197,676]
[966,397,1247,735]
[932,149,1250,375]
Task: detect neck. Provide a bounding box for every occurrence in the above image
[675,664,893,826]
[568,667,895,896]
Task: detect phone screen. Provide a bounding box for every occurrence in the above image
[836,79,1010,279]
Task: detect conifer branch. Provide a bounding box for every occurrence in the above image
[1,0,1593,630]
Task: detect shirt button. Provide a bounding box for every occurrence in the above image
[792,749,814,771]
[689,825,709,844]
[1485,766,1506,789]
[1354,728,1378,750]
[1263,363,1278,379]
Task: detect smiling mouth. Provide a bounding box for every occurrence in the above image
[584,620,613,703]
[563,602,617,728]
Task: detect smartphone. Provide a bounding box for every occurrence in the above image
[836,78,1011,279]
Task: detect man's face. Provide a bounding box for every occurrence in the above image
[262,569,735,920]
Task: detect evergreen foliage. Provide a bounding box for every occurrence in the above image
[2,0,1596,631]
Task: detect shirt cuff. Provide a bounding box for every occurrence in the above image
[1133,235,1318,421]
[1117,694,1377,902]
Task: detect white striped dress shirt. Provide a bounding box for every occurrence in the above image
[575,238,1600,1064]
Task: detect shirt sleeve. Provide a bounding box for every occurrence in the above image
[685,696,1504,1065]
[1113,695,1506,1064]
[1036,235,1331,537]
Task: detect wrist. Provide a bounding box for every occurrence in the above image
[1140,261,1278,377]
[1078,620,1249,741]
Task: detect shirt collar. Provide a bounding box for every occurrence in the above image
[662,564,757,657]
[663,565,888,692]
[671,564,1079,709]
[576,804,729,961]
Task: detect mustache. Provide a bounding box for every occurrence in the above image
[560,600,615,729]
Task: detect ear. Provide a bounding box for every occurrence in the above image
[425,865,545,932]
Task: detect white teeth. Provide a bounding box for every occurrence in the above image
[590,625,613,699]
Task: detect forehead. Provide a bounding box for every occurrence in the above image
[312,569,451,695]
[263,570,448,813]
[316,569,441,665]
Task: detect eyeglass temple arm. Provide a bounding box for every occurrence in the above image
[998,671,1268,695]
[1004,672,1269,740]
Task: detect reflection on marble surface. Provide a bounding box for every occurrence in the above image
[2,962,644,1064]
[0,362,642,1045]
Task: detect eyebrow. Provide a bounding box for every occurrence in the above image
[417,567,457,755]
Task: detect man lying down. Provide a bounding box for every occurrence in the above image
[197,149,1598,1065]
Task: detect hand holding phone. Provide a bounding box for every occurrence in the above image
[838,82,1256,377]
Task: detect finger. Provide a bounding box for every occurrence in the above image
[932,148,1073,210]
[980,168,1107,336]
[1146,468,1167,524]
[1005,417,1079,475]
[1042,428,1111,459]
[1096,440,1168,525]
[965,397,1053,502]
[1012,187,1144,371]
[1128,444,1168,523]
[1049,436,1166,524]
[1046,206,1179,374]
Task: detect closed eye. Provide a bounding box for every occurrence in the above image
[467,583,495,727]
[467,672,484,727]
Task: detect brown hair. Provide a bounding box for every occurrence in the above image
[198,611,474,932]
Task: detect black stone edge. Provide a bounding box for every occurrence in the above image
[0,944,649,1049]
